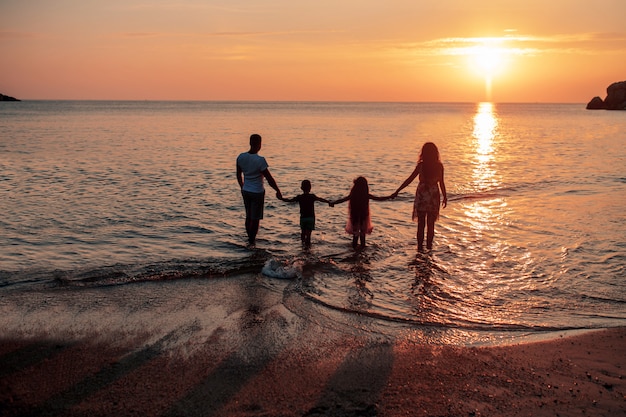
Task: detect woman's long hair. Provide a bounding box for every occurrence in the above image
[418,142,441,183]
[349,176,370,224]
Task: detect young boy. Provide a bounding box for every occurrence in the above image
[280,180,332,247]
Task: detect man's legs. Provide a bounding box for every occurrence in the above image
[246,218,260,244]
[242,191,264,245]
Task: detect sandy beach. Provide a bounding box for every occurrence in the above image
[1,274,624,417]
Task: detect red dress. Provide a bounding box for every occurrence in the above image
[345,200,373,235]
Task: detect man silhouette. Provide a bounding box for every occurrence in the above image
[236,134,282,246]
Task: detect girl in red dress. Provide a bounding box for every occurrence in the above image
[332,176,393,250]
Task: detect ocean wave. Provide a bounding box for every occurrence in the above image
[2,249,624,334]
[0,253,273,289]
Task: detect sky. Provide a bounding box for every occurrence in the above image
[1,0,625,102]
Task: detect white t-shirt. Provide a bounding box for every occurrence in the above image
[237,152,268,193]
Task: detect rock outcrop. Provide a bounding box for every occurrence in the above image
[586,81,626,110]
[586,96,605,109]
[0,93,20,101]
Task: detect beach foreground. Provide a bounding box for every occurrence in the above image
[1,274,624,417]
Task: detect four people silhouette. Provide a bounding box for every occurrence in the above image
[237,134,447,251]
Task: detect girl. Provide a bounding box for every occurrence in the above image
[332,176,392,250]
[392,142,447,252]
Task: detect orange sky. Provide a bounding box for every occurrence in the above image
[2,0,625,102]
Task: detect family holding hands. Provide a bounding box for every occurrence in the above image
[236,134,447,252]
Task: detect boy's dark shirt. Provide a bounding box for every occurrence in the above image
[296,193,317,218]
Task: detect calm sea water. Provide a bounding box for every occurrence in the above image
[1,101,625,342]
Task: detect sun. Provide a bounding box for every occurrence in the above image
[464,40,512,101]
[469,44,508,78]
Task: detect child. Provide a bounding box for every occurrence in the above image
[280,180,332,247]
[392,142,447,252]
[332,176,393,250]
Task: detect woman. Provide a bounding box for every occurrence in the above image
[392,142,447,251]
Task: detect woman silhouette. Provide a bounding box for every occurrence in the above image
[392,142,447,251]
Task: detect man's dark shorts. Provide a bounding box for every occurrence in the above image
[242,190,265,220]
[300,216,315,231]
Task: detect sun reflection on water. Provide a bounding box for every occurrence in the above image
[472,102,499,190]
[463,102,504,237]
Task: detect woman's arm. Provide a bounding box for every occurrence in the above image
[392,164,420,197]
[369,194,393,201]
[440,165,447,208]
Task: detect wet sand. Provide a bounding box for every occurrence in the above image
[1,274,624,416]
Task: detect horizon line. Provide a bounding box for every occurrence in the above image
[2,98,588,105]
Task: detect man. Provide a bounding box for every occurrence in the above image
[236,133,282,246]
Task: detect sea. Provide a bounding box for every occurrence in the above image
[1,100,625,345]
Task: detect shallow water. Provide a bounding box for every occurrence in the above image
[1,101,625,340]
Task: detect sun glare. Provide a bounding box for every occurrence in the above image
[465,40,512,101]
[471,46,506,77]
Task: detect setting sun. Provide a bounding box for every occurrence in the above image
[462,39,514,101]
[469,44,509,78]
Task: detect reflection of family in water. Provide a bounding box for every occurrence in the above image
[236,133,447,252]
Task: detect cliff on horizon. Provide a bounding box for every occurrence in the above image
[0,93,20,101]
[586,81,626,110]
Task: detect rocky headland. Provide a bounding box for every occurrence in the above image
[586,81,626,110]
[0,93,20,101]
